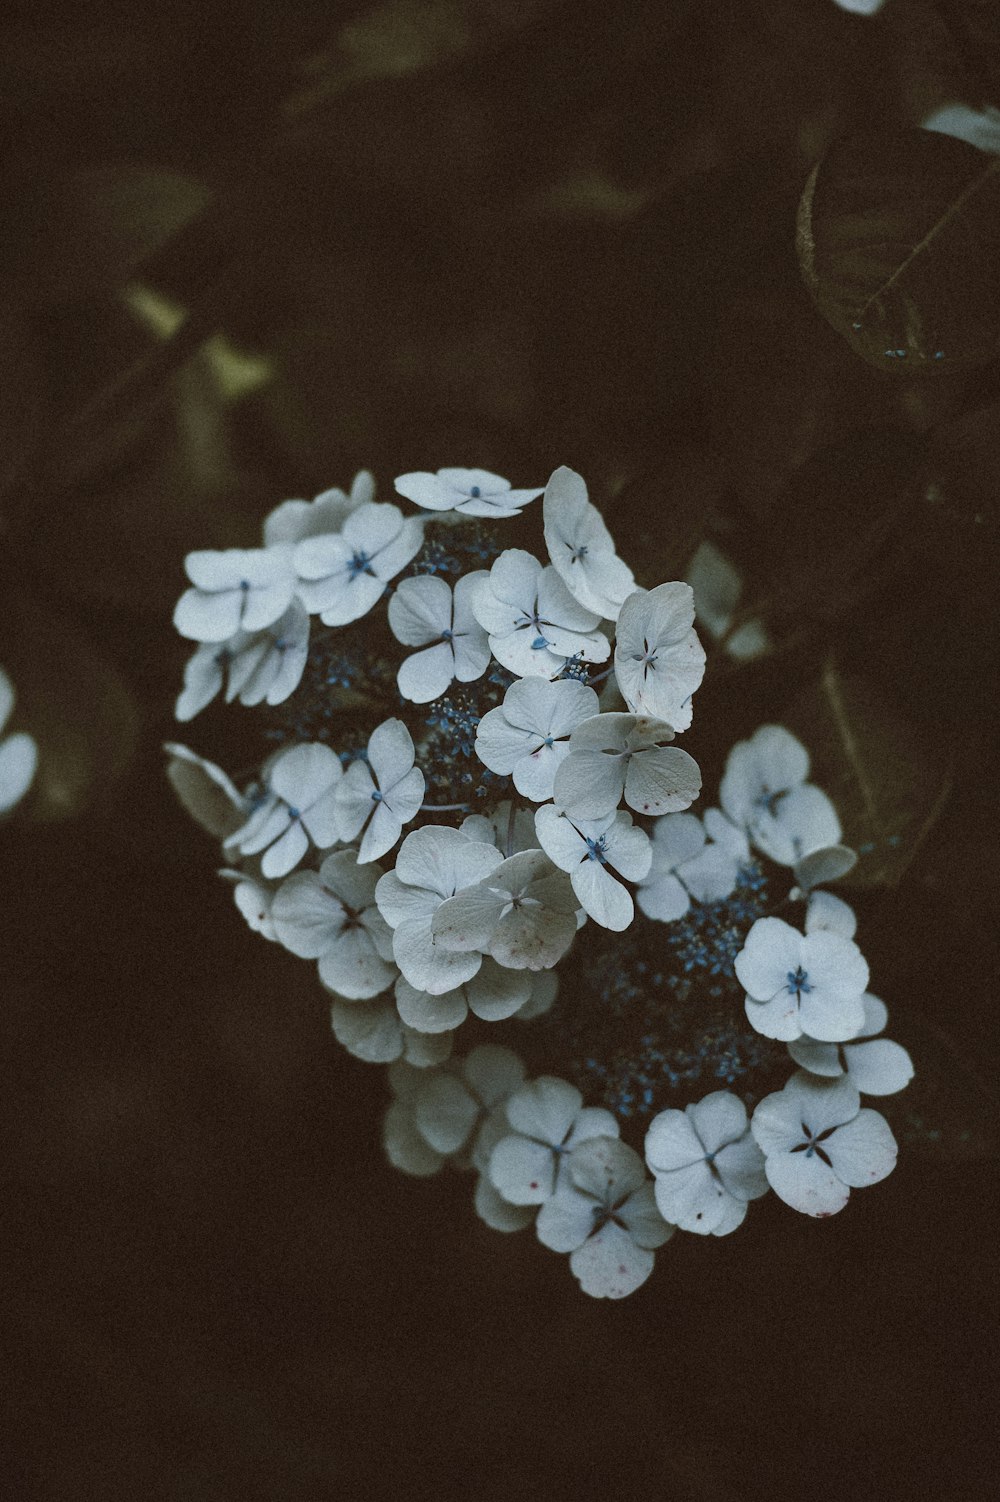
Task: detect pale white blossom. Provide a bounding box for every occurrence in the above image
[832,0,883,14]
[686,541,770,661]
[388,572,490,702]
[788,993,914,1096]
[535,804,651,930]
[176,600,311,720]
[375,825,503,994]
[225,742,342,879]
[637,812,741,922]
[294,501,423,625]
[644,1092,768,1236]
[394,960,531,1033]
[174,546,297,642]
[383,1062,448,1177]
[409,1045,527,1156]
[488,1076,619,1204]
[804,889,857,939]
[331,993,452,1067]
[219,867,280,941]
[613,583,705,732]
[553,712,701,820]
[164,743,247,839]
[472,548,609,679]
[271,848,397,998]
[475,677,599,802]
[719,725,841,866]
[542,466,635,620]
[735,915,868,1042]
[263,470,374,545]
[334,718,424,864]
[535,1136,673,1299]
[431,849,579,970]
[751,1071,897,1216]
[0,668,36,815]
[394,467,543,518]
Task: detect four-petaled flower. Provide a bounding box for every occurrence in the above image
[488,1075,619,1204]
[535,804,651,930]
[394,467,543,518]
[174,546,297,642]
[637,811,741,923]
[475,677,599,802]
[535,1136,673,1299]
[472,548,609,679]
[408,1045,528,1156]
[719,724,841,866]
[176,600,311,720]
[613,583,706,732]
[225,742,342,879]
[394,960,531,1034]
[644,1091,768,1236]
[263,470,374,545]
[553,711,701,820]
[751,1071,897,1216]
[294,501,424,625]
[388,572,491,703]
[542,466,636,620]
[334,718,425,864]
[431,849,579,969]
[735,915,869,1042]
[271,848,397,998]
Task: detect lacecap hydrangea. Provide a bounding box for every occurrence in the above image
[168,465,913,1298]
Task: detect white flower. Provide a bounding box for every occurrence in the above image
[469,1107,536,1232]
[271,848,397,999]
[394,467,543,518]
[176,601,311,720]
[164,743,247,839]
[388,573,490,702]
[553,712,701,820]
[394,960,531,1034]
[637,812,741,922]
[0,668,37,816]
[735,915,869,1042]
[431,849,579,970]
[686,541,770,661]
[719,725,841,866]
[535,804,651,930]
[751,1071,897,1217]
[173,546,297,642]
[225,742,342,879]
[475,677,599,802]
[613,583,705,732]
[804,889,857,939]
[219,867,279,941]
[644,1092,768,1236]
[536,1137,673,1299]
[334,718,424,863]
[294,501,423,625]
[542,466,635,620]
[331,993,452,1067]
[375,824,503,994]
[472,548,609,679]
[488,1076,619,1205]
[409,1045,527,1156]
[788,993,914,1096]
[263,470,374,545]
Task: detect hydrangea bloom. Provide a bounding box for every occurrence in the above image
[472,548,609,679]
[644,1092,767,1236]
[751,1072,897,1216]
[395,467,543,518]
[169,460,916,1298]
[735,915,868,1042]
[613,583,706,732]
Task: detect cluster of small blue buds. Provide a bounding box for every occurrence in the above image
[263,626,398,752]
[407,522,504,579]
[420,673,514,806]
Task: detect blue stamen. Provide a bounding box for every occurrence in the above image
[787,966,812,995]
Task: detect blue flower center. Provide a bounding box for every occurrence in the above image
[787,966,812,995]
[541,736,555,748]
[791,1121,835,1165]
[570,545,589,563]
[286,805,301,820]
[371,789,383,802]
[440,628,454,642]
[754,788,783,818]
[239,579,251,592]
[347,550,375,581]
[585,835,608,864]
[469,485,482,498]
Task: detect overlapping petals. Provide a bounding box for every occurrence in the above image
[294,501,424,625]
[271,848,397,998]
[788,992,914,1095]
[472,548,609,679]
[735,915,868,1042]
[542,466,635,620]
[553,712,701,820]
[475,677,599,802]
[644,1092,767,1236]
[394,467,543,518]
[431,848,579,970]
[613,583,705,732]
[331,994,453,1067]
[637,812,740,922]
[164,743,248,839]
[395,959,531,1034]
[719,725,841,866]
[535,804,651,930]
[488,1076,619,1205]
[388,572,490,703]
[334,718,424,863]
[263,470,374,545]
[751,1071,897,1216]
[174,546,297,642]
[225,742,342,878]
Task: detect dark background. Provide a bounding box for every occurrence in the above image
[1,1,998,1497]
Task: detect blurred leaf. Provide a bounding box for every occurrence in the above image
[797,129,1000,374]
[782,659,952,888]
[1,593,140,822]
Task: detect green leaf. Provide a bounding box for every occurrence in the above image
[781,660,952,889]
[797,129,1000,374]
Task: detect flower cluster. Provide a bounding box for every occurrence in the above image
[168,465,914,1297]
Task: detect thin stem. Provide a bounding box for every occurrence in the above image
[420,801,470,813]
[505,799,518,859]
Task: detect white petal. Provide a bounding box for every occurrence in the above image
[679,844,739,903]
[506,1076,582,1146]
[787,1036,844,1077]
[383,1100,446,1177]
[394,977,468,1033]
[624,746,701,817]
[413,1073,478,1154]
[474,1175,536,1232]
[270,742,342,809]
[845,1039,913,1096]
[489,1133,558,1204]
[534,804,586,871]
[164,744,244,839]
[319,925,397,1000]
[688,1091,750,1155]
[652,1160,728,1234]
[271,870,344,957]
[734,917,803,1001]
[764,1152,850,1217]
[824,1109,898,1186]
[331,996,403,1063]
[714,1134,769,1201]
[569,1222,655,1299]
[571,859,633,930]
[466,961,532,1021]
[0,737,35,819]
[536,1184,597,1253]
[397,641,455,703]
[175,643,225,720]
[553,749,625,820]
[805,890,857,939]
[568,1135,646,1203]
[259,819,310,878]
[645,1109,703,1173]
[462,1044,527,1108]
[637,872,690,922]
[387,574,450,645]
[602,815,652,882]
[402,1027,453,1068]
[173,586,243,643]
[392,917,484,995]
